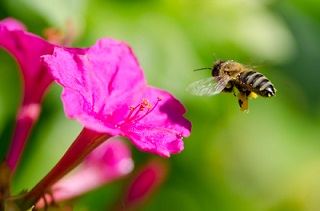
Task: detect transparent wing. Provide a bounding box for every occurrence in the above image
[186,76,230,96]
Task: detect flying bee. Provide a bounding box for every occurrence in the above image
[186,60,276,112]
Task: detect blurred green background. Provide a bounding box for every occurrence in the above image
[1,0,320,210]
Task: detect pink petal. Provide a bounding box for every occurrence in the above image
[0,18,26,31]
[84,137,134,177]
[42,38,146,134]
[119,87,191,157]
[0,18,54,103]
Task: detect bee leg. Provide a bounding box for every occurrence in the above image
[237,91,249,112]
[223,87,234,93]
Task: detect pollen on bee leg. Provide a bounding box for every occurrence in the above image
[248,92,258,99]
[237,92,249,112]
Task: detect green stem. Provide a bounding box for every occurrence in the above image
[0,162,11,210]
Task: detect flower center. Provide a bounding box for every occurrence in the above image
[116,97,162,127]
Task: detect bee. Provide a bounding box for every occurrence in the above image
[186,60,276,112]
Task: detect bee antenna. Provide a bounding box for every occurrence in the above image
[213,54,217,61]
[193,67,211,72]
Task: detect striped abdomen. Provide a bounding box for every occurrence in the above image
[238,71,276,97]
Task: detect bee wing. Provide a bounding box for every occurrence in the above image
[186,76,230,96]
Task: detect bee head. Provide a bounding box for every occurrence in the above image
[212,60,225,77]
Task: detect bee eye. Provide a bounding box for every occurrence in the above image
[212,66,220,77]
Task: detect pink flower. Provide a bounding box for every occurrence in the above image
[36,138,133,208]
[0,18,26,31]
[42,38,191,157]
[113,158,169,211]
[0,18,54,104]
[0,18,54,171]
[16,37,191,210]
